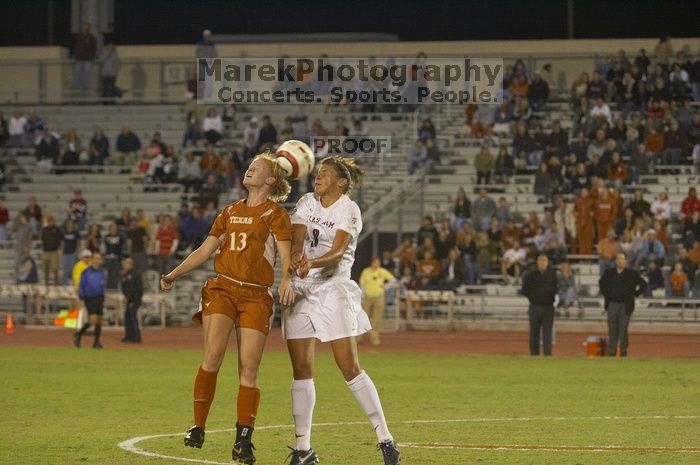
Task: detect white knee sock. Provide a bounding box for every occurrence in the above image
[291,379,315,451]
[347,370,393,442]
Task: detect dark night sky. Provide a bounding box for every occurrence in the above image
[1,0,698,47]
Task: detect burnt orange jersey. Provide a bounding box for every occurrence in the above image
[209,199,292,287]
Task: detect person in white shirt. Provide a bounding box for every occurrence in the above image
[8,109,27,148]
[285,156,400,465]
[202,108,223,145]
[589,97,612,127]
[501,240,527,283]
[650,192,672,224]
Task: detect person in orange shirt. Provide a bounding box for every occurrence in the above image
[669,262,689,297]
[597,228,619,276]
[199,144,222,178]
[653,220,669,248]
[643,125,664,156]
[606,152,628,188]
[160,153,294,464]
[594,187,618,242]
[575,188,595,254]
[688,241,700,266]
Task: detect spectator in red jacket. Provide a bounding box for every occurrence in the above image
[681,187,700,227]
[662,119,689,165]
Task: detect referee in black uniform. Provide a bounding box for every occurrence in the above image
[521,254,558,356]
[599,253,647,357]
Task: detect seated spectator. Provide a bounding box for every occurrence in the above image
[425,138,441,167]
[474,144,495,184]
[606,152,628,188]
[418,119,436,142]
[496,197,513,225]
[653,219,668,248]
[258,115,277,149]
[619,229,642,265]
[8,109,28,147]
[501,240,527,283]
[586,71,607,101]
[35,128,60,170]
[451,187,471,231]
[597,228,619,276]
[493,144,514,184]
[487,218,503,257]
[435,219,455,260]
[571,163,591,193]
[644,125,664,159]
[88,127,109,166]
[416,215,439,247]
[115,125,141,167]
[609,117,628,143]
[472,188,497,231]
[199,144,221,178]
[501,218,521,251]
[569,131,588,163]
[528,72,549,111]
[408,139,428,174]
[650,192,671,224]
[668,262,689,297]
[589,97,613,131]
[61,130,81,170]
[545,120,568,161]
[643,260,665,296]
[475,231,493,274]
[492,102,513,137]
[543,221,567,263]
[440,248,465,289]
[586,128,607,160]
[533,163,552,202]
[557,262,577,309]
[22,196,42,236]
[198,174,221,209]
[416,250,441,286]
[635,229,666,269]
[178,151,203,193]
[0,200,8,241]
[182,111,200,148]
[680,187,700,227]
[629,190,651,220]
[615,208,635,237]
[684,211,700,249]
[662,119,689,165]
[244,117,261,150]
[471,104,497,138]
[393,236,417,272]
[202,108,223,145]
[0,112,8,147]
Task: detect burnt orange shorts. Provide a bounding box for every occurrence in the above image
[193,275,274,335]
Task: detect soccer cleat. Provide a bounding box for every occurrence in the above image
[92,342,104,349]
[378,440,401,465]
[184,425,205,448]
[231,440,256,464]
[73,332,81,348]
[286,446,319,465]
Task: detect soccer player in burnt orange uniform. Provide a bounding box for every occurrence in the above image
[160,153,294,465]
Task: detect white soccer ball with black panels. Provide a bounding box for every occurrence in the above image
[275,140,315,180]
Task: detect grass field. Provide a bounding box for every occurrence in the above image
[2,346,699,465]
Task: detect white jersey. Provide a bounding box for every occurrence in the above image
[291,192,362,280]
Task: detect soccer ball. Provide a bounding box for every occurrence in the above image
[275,140,315,179]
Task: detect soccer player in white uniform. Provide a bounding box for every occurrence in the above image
[284,156,401,465]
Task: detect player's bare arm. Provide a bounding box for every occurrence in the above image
[297,230,352,278]
[160,235,221,291]
[276,239,295,306]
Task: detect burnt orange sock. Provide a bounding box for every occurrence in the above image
[237,385,261,427]
[193,366,218,429]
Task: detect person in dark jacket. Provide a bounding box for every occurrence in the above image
[121,257,143,343]
[521,254,558,356]
[599,253,647,357]
[74,252,106,348]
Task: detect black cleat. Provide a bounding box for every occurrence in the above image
[232,440,256,464]
[378,440,401,465]
[184,425,205,448]
[73,332,81,348]
[92,342,103,349]
[286,446,319,465]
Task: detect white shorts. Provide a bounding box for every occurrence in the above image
[283,277,371,342]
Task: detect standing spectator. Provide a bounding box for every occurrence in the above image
[74,252,106,349]
[493,145,514,184]
[12,212,32,267]
[99,42,120,101]
[653,34,673,71]
[120,257,143,343]
[474,145,495,185]
[67,189,88,231]
[598,229,620,276]
[89,127,109,166]
[72,22,97,91]
[599,253,647,357]
[521,254,558,356]
[0,111,8,147]
[501,240,527,283]
[441,248,465,289]
[195,29,218,99]
[243,117,261,150]
[115,125,141,167]
[182,110,201,148]
[8,109,27,147]
[85,223,102,253]
[61,219,79,286]
[0,200,8,241]
[178,151,203,193]
[202,108,223,145]
[533,163,552,202]
[127,219,150,288]
[258,115,277,149]
[594,188,618,242]
[22,196,42,236]
[528,72,550,111]
[472,188,497,231]
[557,262,577,310]
[359,257,396,345]
[40,216,62,285]
[155,215,179,276]
[103,222,124,290]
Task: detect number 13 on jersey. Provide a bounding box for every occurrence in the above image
[229,232,248,251]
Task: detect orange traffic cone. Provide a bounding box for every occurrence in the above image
[5,313,14,335]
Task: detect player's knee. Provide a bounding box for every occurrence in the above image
[238,365,259,386]
[339,361,362,381]
[292,364,314,380]
[202,350,225,371]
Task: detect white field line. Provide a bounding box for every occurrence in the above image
[117,415,700,464]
